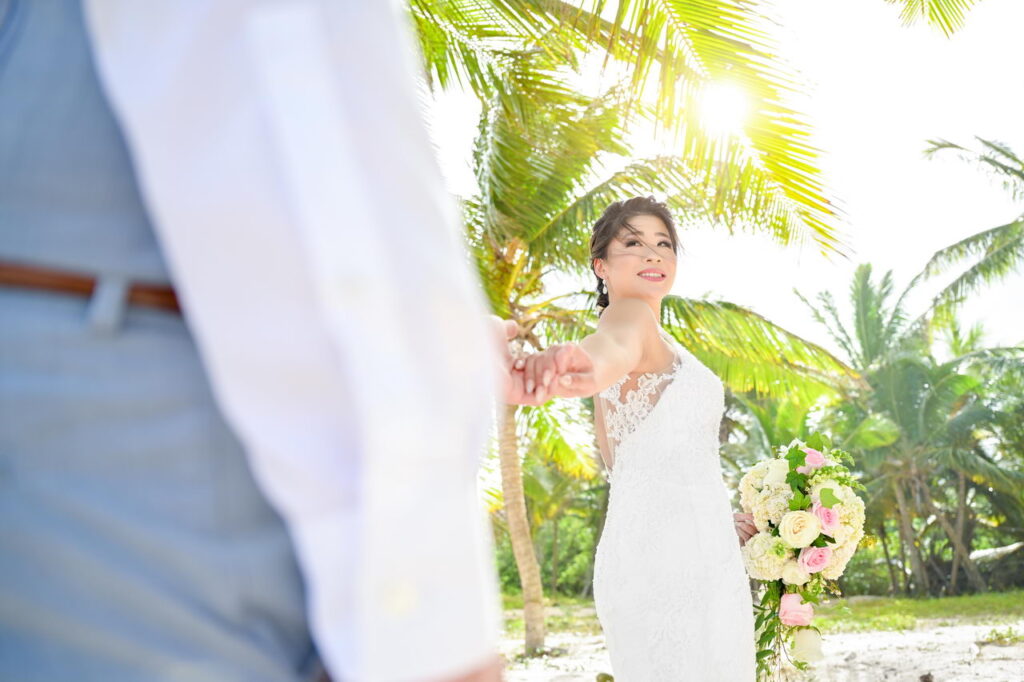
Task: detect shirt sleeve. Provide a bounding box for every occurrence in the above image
[82,1,504,679]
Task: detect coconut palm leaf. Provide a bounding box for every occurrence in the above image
[535,0,845,255]
[471,63,847,278]
[925,137,1024,201]
[414,1,847,256]
[911,217,1024,324]
[943,446,1024,498]
[900,138,1024,328]
[884,0,984,36]
[659,294,862,404]
[520,399,600,480]
[409,0,583,119]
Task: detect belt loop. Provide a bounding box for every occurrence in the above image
[87,275,130,334]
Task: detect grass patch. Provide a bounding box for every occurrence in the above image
[813,588,1024,633]
[501,592,603,637]
[500,589,1024,638]
[501,592,595,611]
[977,625,1024,646]
[502,607,604,637]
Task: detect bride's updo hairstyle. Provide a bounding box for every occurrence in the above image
[589,195,681,316]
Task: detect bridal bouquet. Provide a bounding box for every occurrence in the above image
[738,433,867,679]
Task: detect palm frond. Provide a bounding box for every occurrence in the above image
[533,0,846,255]
[884,0,983,37]
[944,446,1024,497]
[660,294,863,403]
[793,288,859,367]
[519,400,600,479]
[924,136,1024,202]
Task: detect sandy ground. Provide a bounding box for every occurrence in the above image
[498,613,1024,681]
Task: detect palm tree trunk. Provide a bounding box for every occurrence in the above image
[892,478,931,596]
[549,516,561,595]
[949,542,960,593]
[950,472,967,594]
[878,520,899,596]
[919,482,987,593]
[894,514,910,594]
[498,403,546,654]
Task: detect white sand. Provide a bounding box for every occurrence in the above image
[499,617,1024,681]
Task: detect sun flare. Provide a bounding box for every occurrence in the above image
[698,82,750,137]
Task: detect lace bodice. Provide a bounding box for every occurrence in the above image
[597,328,683,464]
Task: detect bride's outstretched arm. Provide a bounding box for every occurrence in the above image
[517,297,658,400]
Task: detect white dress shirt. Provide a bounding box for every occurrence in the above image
[83,1,503,679]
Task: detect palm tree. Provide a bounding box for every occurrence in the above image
[798,263,1024,595]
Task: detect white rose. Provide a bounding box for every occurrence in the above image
[778,510,822,549]
[791,628,824,662]
[762,458,791,486]
[781,559,811,586]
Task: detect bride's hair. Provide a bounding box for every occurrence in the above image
[589,195,682,315]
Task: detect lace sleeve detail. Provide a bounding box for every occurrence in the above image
[598,355,682,454]
[598,374,629,403]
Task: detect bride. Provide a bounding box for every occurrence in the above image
[511,196,759,680]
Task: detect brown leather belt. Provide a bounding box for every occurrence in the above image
[0,261,180,313]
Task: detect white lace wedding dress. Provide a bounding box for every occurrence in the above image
[592,327,756,681]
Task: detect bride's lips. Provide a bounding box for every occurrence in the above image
[637,268,666,281]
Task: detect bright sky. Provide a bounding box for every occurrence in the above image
[425,0,1024,361]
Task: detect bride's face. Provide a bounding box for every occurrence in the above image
[594,214,677,304]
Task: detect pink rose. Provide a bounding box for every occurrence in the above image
[779,592,814,626]
[812,500,841,536]
[796,447,826,474]
[798,546,833,574]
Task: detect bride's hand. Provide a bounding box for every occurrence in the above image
[733,512,757,546]
[549,343,598,398]
[514,342,597,402]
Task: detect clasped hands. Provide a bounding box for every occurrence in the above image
[490,315,596,406]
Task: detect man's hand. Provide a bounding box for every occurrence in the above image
[488,314,519,372]
[489,315,553,406]
[489,315,530,405]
